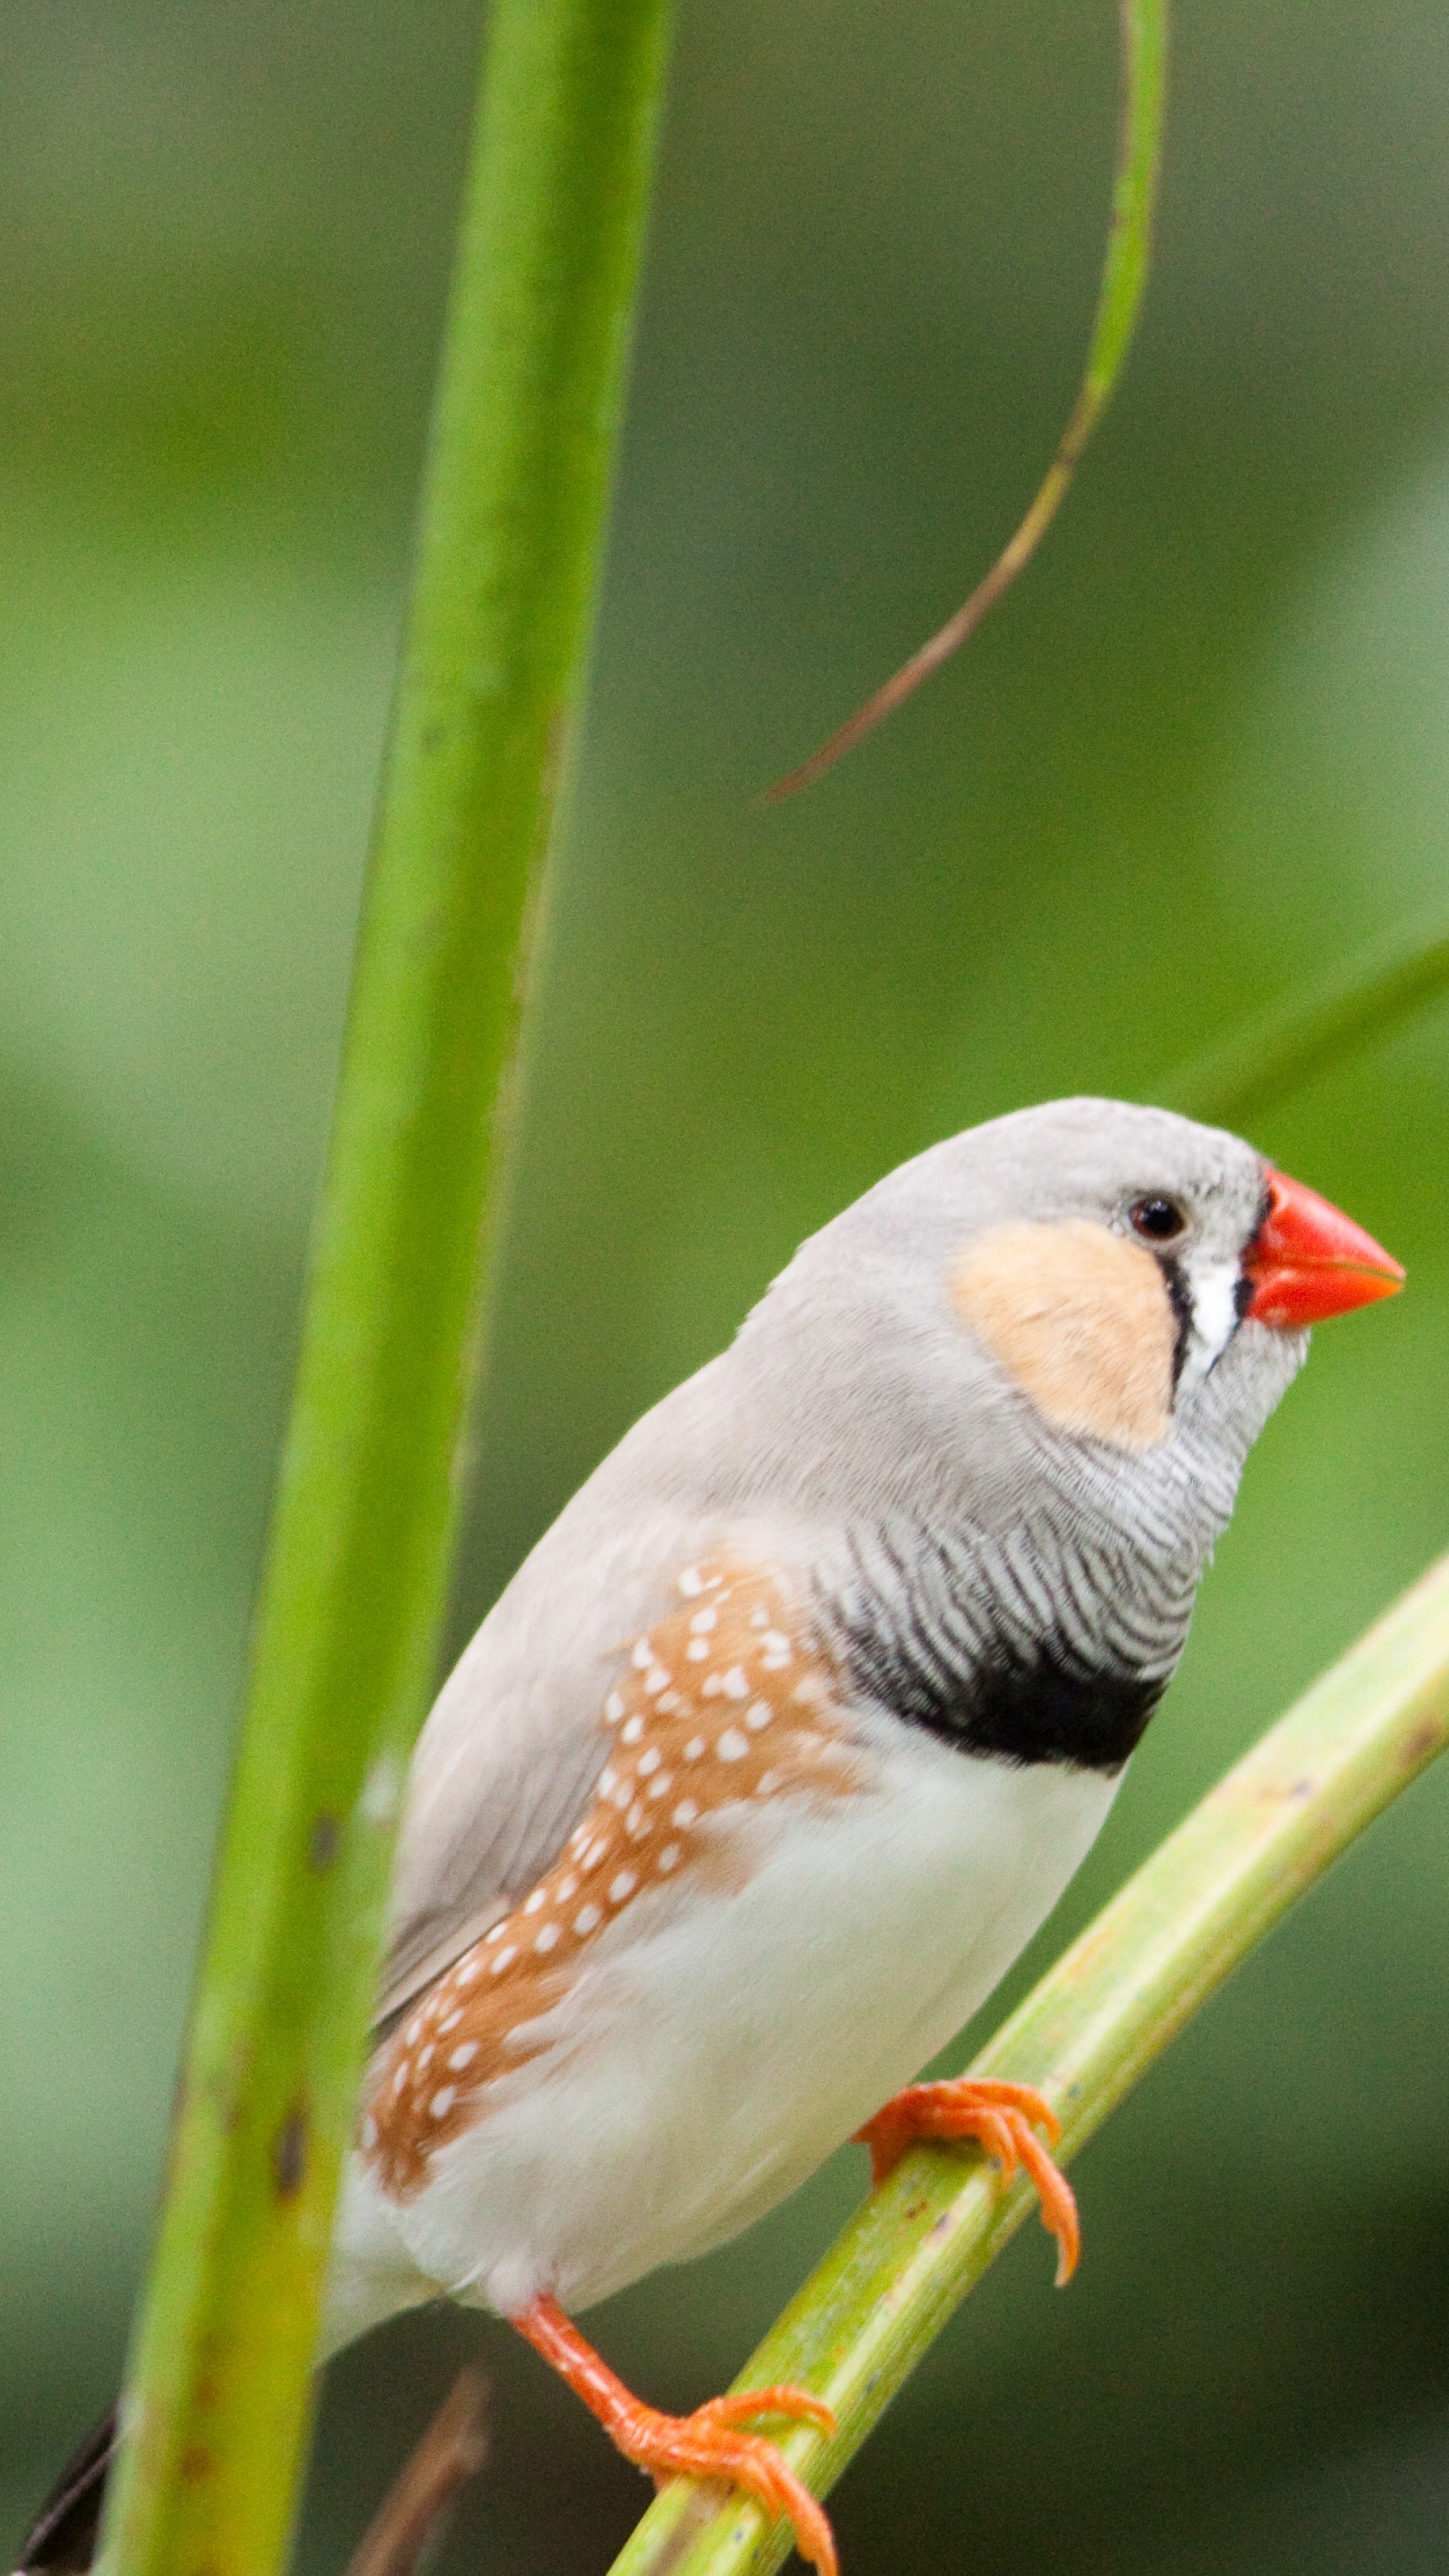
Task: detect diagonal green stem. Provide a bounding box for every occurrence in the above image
[1159,909,1449,1129]
[96,10,676,2576]
[767,0,1167,800]
[608,1549,1449,2576]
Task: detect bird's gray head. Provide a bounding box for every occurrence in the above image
[732,1097,1399,1537]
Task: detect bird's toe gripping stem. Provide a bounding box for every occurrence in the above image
[854,2076,1079,2284]
[514,2296,839,2575]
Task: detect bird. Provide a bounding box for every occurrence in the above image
[17,1097,1403,2576]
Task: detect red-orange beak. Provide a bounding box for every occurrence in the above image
[1244,1167,1405,1329]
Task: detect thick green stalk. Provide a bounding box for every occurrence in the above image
[608,1550,1449,2576]
[1161,908,1449,1129]
[97,11,675,2576]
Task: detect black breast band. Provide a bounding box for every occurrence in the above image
[836,1611,1165,1774]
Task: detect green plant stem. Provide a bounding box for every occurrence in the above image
[767,0,1167,800]
[97,11,676,2576]
[1160,909,1449,1130]
[608,1548,1449,2576]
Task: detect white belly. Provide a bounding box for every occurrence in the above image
[326,1731,1115,2341]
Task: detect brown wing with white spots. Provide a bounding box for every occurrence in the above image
[376,1509,699,2027]
[363,1560,864,2201]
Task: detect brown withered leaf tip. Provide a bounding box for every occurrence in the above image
[344,2367,490,2576]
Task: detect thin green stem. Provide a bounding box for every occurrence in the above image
[608,1548,1449,2576]
[767,0,1167,800]
[97,10,676,2576]
[1160,909,1449,1129]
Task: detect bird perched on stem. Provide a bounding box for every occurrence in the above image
[19,1098,1403,2576]
[329,1097,1400,2572]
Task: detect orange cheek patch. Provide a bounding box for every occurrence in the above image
[950,1219,1175,1450]
[362,1560,863,2202]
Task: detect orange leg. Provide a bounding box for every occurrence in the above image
[513,2294,839,2576]
[854,2077,1080,2284]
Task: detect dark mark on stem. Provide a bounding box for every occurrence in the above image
[274,2106,307,2198]
[309,1813,341,1870]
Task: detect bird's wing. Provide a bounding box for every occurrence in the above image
[376,1496,716,2029]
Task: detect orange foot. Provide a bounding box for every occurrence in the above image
[854,2077,1080,2284]
[514,2293,839,2575]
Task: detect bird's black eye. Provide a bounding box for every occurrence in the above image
[1130,1195,1188,1244]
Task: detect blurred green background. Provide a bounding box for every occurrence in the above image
[4,2,1449,2569]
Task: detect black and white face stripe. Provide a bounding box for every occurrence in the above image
[1161,1257,1194,1393]
[1151,1246,1243,1402]
[1151,1183,1275,1409]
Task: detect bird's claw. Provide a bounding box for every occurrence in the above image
[855,2076,1080,2283]
[696,2384,838,2439]
[625,2389,838,2575]
[513,2298,837,2573]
